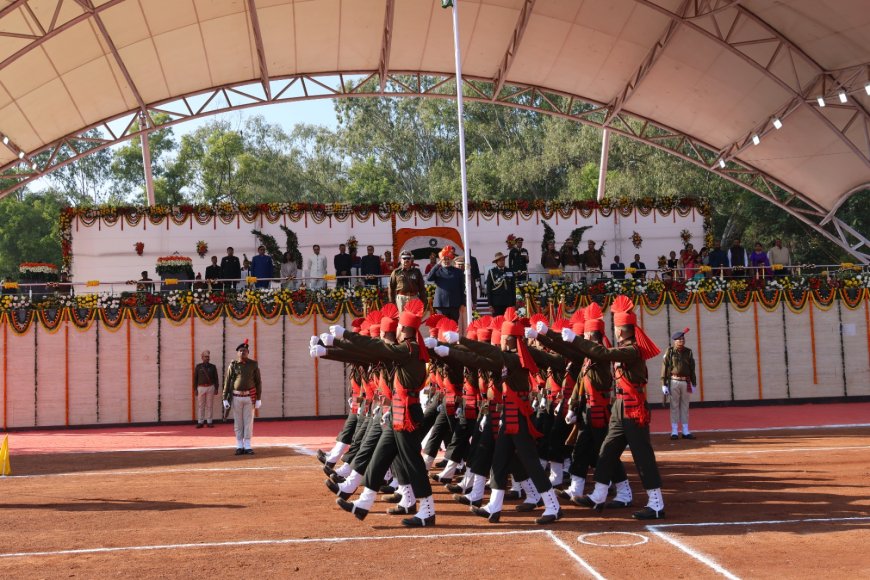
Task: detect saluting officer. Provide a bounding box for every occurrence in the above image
[661,328,697,440]
[222,339,262,455]
[486,252,516,316]
[389,251,427,311]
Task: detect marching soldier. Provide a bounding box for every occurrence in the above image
[389,251,427,311]
[562,295,666,520]
[661,328,697,440]
[222,339,262,455]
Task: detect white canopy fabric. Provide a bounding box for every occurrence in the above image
[0,0,868,215]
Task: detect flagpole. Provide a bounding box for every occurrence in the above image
[446,0,475,325]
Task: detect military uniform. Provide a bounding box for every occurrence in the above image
[222,346,262,455]
[486,257,516,316]
[661,332,697,439]
[193,358,219,427]
[389,264,426,314]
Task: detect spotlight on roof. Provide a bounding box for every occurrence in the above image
[1,136,8,145]
[752,134,761,146]
[31,162,37,170]
[817,96,826,107]
[838,90,848,103]
[718,158,726,169]
[772,118,783,130]
[18,151,24,159]
[865,82,870,96]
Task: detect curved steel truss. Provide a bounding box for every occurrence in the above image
[1,70,867,262]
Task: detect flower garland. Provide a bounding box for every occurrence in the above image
[33,323,38,426]
[780,301,790,398]
[20,262,59,282]
[196,240,208,258]
[724,300,734,400]
[95,320,100,422]
[156,315,162,422]
[134,242,144,256]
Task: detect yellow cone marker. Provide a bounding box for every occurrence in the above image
[0,435,11,476]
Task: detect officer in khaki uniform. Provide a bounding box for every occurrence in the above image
[661,328,697,440]
[222,339,262,455]
[389,251,426,312]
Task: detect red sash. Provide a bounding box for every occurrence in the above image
[443,377,462,417]
[616,375,649,427]
[350,378,361,413]
[462,377,479,420]
[391,375,420,432]
[487,379,501,435]
[582,377,611,428]
[546,373,562,402]
[378,372,392,400]
[502,384,543,439]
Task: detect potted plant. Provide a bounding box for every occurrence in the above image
[155,255,194,290]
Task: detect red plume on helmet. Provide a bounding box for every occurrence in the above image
[475,315,493,342]
[569,308,586,334]
[489,315,504,345]
[365,309,384,336]
[379,303,399,334]
[502,308,538,374]
[424,313,445,338]
[550,318,569,332]
[466,319,478,340]
[399,298,428,362]
[583,302,610,347]
[529,313,549,332]
[351,317,365,332]
[611,294,659,360]
[437,317,458,341]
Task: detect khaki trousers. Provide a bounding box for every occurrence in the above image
[232,396,255,444]
[668,379,691,425]
[196,386,216,423]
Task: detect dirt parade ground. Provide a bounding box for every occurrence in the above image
[1,404,869,579]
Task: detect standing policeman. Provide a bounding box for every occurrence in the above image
[661,328,697,440]
[389,251,427,311]
[222,339,262,455]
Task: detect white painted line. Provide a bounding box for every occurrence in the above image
[656,444,870,457]
[577,532,649,548]
[545,530,606,580]
[645,516,870,579]
[652,422,870,436]
[15,443,310,455]
[8,465,319,480]
[647,527,740,580]
[0,529,549,559]
[289,444,317,457]
[650,515,870,529]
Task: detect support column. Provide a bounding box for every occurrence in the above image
[140,113,156,206]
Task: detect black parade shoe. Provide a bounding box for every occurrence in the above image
[445,483,470,494]
[387,504,416,515]
[453,494,482,507]
[606,499,633,509]
[515,499,543,512]
[471,506,501,523]
[325,478,351,500]
[535,509,564,525]
[572,495,605,512]
[337,498,369,521]
[316,450,328,464]
[632,506,665,520]
[402,515,435,527]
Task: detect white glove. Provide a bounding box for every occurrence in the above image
[531,397,539,410]
[443,331,460,344]
[329,324,345,339]
[524,327,538,340]
[381,410,391,426]
[310,345,326,358]
[561,328,576,343]
[423,337,438,349]
[222,400,230,410]
[319,332,334,347]
[255,400,262,410]
[437,404,443,413]
[309,335,319,348]
[565,409,577,425]
[662,385,670,396]
[536,321,548,334]
[434,345,450,358]
[479,415,488,432]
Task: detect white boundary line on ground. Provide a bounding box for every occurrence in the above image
[545,530,606,580]
[0,527,604,577]
[652,422,870,435]
[7,465,320,480]
[646,515,870,579]
[11,443,309,455]
[656,444,870,457]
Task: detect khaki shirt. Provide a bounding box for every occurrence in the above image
[389,266,426,303]
[193,362,219,391]
[661,346,696,385]
[339,332,427,396]
[222,359,262,400]
[572,338,649,386]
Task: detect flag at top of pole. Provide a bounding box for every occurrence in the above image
[442,0,474,325]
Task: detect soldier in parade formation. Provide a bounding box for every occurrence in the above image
[312,281,671,527]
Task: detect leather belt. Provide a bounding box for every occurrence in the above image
[670,375,690,381]
[615,387,646,395]
[233,390,253,396]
